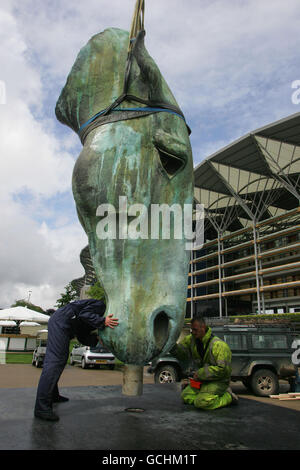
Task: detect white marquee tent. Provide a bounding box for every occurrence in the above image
[0,320,17,327]
[0,306,50,324]
[0,307,49,353]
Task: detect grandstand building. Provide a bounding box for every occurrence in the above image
[188,112,300,318]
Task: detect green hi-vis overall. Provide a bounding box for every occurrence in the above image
[172,327,233,410]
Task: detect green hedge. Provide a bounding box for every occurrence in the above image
[229,312,300,323]
[184,312,300,324]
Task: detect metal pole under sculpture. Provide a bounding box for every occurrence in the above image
[55,2,194,395]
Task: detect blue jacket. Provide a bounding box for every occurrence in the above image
[52,299,106,344]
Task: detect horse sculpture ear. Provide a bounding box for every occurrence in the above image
[131,30,175,106]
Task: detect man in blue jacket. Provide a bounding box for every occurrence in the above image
[34,299,119,421]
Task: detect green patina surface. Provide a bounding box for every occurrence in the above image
[56,28,194,365]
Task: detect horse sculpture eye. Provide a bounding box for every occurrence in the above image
[156,146,185,178]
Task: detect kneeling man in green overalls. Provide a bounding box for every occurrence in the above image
[171,315,238,410]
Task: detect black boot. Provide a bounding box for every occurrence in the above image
[53,395,69,403]
[34,410,60,421]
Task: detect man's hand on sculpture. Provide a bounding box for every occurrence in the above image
[105,314,119,329]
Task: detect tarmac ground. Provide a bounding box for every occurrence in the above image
[0,364,299,455]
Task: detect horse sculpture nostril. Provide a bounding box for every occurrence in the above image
[153,311,170,351]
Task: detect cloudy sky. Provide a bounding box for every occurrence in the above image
[0,0,299,310]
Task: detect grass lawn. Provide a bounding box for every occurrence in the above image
[4,340,124,368]
[4,340,78,365]
[6,353,33,364]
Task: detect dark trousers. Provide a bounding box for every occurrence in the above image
[34,316,70,414]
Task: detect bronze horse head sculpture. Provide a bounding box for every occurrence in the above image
[56,27,194,382]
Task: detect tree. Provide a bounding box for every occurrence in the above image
[86,280,106,303]
[11,299,46,314]
[55,283,78,309]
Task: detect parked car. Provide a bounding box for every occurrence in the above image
[148,324,300,396]
[32,339,47,368]
[69,342,115,369]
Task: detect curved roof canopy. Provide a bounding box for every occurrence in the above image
[194,112,300,237]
